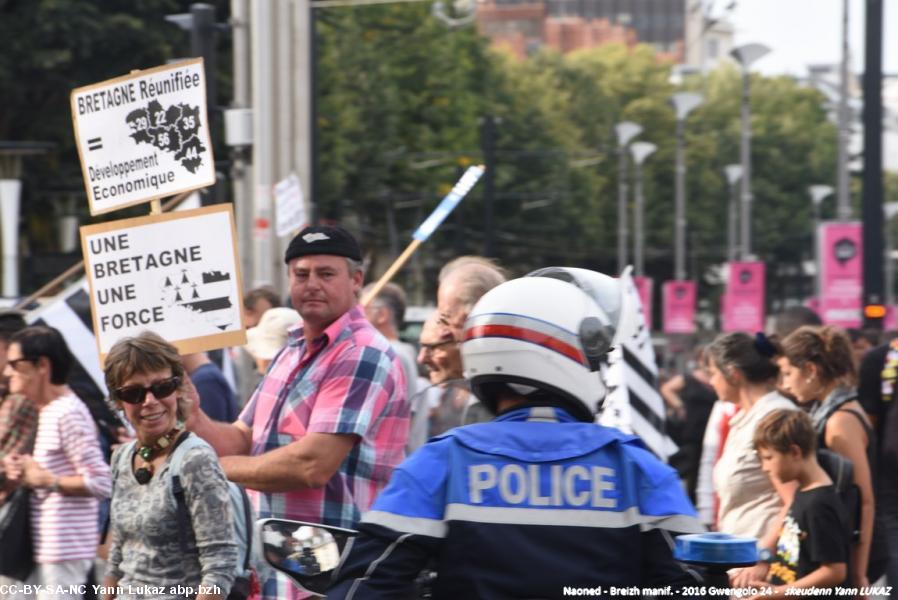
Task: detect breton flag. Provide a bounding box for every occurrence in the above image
[25,277,237,432]
[25,278,116,432]
[601,270,677,459]
[528,266,675,459]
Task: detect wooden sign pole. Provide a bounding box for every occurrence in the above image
[360,240,421,307]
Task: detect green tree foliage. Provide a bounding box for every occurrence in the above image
[0,1,216,183]
[314,14,843,312]
[2,2,873,318]
[0,0,232,263]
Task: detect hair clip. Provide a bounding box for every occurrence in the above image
[754,332,777,358]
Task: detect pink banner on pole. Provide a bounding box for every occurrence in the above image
[633,276,653,331]
[663,280,696,334]
[722,261,766,333]
[819,221,863,328]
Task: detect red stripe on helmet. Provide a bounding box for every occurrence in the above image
[465,323,586,366]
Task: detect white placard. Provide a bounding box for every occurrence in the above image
[71,59,215,216]
[274,174,307,238]
[80,205,246,361]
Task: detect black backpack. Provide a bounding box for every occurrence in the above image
[815,447,860,541]
[814,395,871,543]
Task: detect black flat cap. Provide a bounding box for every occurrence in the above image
[284,225,362,263]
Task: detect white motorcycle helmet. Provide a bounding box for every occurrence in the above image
[526,266,638,347]
[461,277,616,422]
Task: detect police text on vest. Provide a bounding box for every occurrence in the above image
[468,464,616,507]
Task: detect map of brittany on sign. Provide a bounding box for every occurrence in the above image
[126,99,205,173]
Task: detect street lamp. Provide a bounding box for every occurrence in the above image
[835,0,852,220]
[670,92,703,280]
[885,202,898,306]
[431,0,477,28]
[630,141,657,277]
[809,184,834,298]
[615,121,642,273]
[730,42,771,260]
[724,164,743,262]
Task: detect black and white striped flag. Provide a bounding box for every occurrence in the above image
[25,278,116,432]
[600,270,677,459]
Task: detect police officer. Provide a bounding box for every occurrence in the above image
[327,272,704,599]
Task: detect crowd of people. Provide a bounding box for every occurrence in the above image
[0,223,896,599]
[661,307,898,597]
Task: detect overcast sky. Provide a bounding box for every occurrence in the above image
[719,0,896,77]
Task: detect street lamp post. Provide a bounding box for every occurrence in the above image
[630,141,657,277]
[615,121,643,273]
[670,92,703,280]
[730,43,771,260]
[724,165,743,262]
[809,184,834,298]
[836,0,851,220]
[885,202,898,306]
[431,0,477,27]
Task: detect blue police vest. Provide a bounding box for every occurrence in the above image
[352,406,703,598]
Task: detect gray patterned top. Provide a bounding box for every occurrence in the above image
[107,434,237,599]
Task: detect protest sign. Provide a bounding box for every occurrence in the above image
[71,58,215,215]
[80,205,245,361]
[274,174,307,237]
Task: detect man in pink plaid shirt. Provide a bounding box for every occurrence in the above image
[186,224,409,600]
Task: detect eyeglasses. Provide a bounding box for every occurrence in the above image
[6,358,36,371]
[114,376,182,405]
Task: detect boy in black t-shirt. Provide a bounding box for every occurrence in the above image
[748,409,850,598]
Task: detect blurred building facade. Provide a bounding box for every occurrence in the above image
[476,0,733,67]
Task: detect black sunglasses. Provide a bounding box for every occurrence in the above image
[114,376,182,405]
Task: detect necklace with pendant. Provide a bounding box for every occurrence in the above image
[134,428,181,485]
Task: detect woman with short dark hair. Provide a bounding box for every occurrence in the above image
[1,326,111,600]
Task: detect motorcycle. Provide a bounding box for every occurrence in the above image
[259,518,756,599]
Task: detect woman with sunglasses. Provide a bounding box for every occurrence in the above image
[1,326,111,600]
[102,331,236,600]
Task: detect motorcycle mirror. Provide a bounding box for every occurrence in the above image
[259,518,358,597]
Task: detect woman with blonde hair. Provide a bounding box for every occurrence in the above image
[778,325,887,589]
